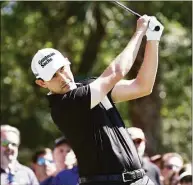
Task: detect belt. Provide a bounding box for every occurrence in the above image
[79,169,145,183]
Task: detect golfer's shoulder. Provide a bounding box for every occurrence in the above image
[76,76,97,85]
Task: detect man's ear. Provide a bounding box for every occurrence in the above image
[35,79,47,88]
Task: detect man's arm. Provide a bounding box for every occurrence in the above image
[111,41,159,103]
[111,16,164,103]
[89,15,150,108]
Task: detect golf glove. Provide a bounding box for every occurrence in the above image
[146,16,164,41]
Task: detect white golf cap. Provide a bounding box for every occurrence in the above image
[31,48,70,81]
[179,164,192,180]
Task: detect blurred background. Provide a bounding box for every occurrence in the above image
[1,1,192,166]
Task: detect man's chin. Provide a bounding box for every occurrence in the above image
[7,155,17,162]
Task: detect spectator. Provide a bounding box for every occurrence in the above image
[178,163,192,185]
[0,125,39,185]
[39,137,78,185]
[31,148,56,184]
[52,136,71,173]
[161,153,183,185]
[53,150,79,185]
[127,127,162,185]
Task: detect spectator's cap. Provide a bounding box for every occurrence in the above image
[54,136,69,148]
[127,127,145,140]
[179,163,192,181]
[31,48,70,81]
[179,171,192,180]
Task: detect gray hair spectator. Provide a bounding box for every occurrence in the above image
[0,124,39,185]
[127,127,162,185]
[161,152,184,185]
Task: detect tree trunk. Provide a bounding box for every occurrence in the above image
[128,39,162,156]
[78,4,105,75]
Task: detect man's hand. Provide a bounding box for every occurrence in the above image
[136,15,151,34]
[146,16,164,41]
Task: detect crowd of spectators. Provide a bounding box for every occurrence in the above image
[1,124,191,185]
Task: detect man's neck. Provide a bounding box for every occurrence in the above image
[48,83,77,95]
[56,163,67,172]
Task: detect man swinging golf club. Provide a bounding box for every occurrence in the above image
[31,14,164,185]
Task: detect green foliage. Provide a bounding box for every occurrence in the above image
[160,17,191,161]
[1,1,192,164]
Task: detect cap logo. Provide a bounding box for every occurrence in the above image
[38,52,55,68]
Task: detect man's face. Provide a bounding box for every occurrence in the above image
[162,156,183,179]
[53,143,71,164]
[36,65,76,94]
[132,138,145,158]
[34,151,56,180]
[1,131,19,167]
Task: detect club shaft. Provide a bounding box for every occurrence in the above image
[113,1,141,17]
[113,1,160,31]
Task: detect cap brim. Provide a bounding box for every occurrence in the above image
[180,171,192,180]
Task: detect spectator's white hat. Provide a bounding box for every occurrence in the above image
[31,48,70,81]
[179,164,192,180]
[179,171,192,179]
[127,127,145,140]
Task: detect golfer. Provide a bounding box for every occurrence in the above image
[31,15,164,185]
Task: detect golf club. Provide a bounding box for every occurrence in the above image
[113,1,160,31]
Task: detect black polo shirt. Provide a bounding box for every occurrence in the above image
[47,78,141,176]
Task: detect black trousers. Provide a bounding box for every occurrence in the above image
[80,175,155,185]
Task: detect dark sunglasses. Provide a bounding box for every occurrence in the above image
[37,157,54,166]
[133,139,143,145]
[1,139,19,147]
